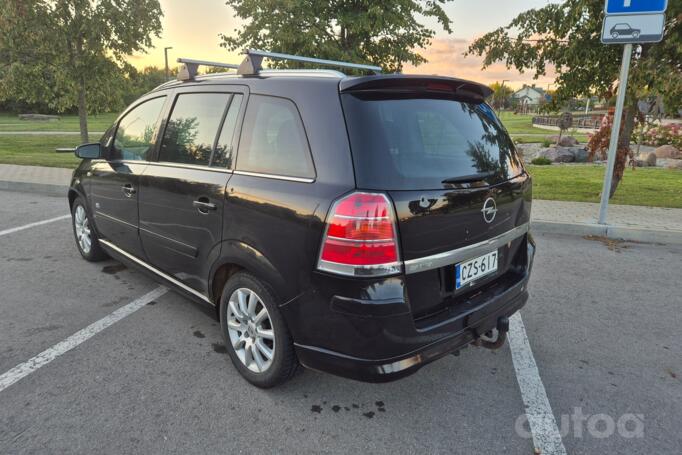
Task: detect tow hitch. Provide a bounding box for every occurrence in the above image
[473,316,510,350]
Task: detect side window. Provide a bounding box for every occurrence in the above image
[212,94,243,168]
[159,93,230,166]
[112,97,166,161]
[236,95,314,179]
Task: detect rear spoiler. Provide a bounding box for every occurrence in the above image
[339,75,493,103]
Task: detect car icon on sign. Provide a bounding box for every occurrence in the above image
[610,23,641,38]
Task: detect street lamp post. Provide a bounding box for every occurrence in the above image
[164,47,173,81]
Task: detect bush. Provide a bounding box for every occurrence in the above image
[633,123,682,148]
[531,157,552,165]
[542,138,552,147]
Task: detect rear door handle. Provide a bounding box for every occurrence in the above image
[193,199,217,213]
[122,184,136,197]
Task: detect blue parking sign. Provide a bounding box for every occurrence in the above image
[605,0,668,15]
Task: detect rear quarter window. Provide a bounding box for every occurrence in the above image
[236,95,315,179]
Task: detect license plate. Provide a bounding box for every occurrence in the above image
[455,250,498,289]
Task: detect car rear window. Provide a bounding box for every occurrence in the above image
[341,93,524,190]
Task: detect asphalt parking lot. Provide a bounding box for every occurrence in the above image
[0,189,680,454]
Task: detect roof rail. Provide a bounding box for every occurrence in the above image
[237,49,382,76]
[176,58,240,81]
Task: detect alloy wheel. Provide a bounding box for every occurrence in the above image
[226,288,275,373]
[74,205,92,254]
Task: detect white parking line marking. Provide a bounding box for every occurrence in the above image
[0,286,167,393]
[508,312,567,455]
[0,214,70,237]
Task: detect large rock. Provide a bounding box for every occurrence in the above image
[570,147,590,163]
[560,136,579,147]
[515,143,545,163]
[548,135,579,147]
[646,152,657,167]
[665,159,682,170]
[18,113,60,121]
[654,145,681,159]
[537,146,575,163]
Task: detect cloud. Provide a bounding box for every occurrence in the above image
[405,37,556,89]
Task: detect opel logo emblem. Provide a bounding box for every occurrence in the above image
[481,197,497,224]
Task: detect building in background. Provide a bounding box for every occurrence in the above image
[512,84,551,113]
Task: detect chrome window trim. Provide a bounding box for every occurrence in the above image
[91,159,148,165]
[89,159,232,173]
[403,223,530,275]
[233,170,314,183]
[146,161,233,173]
[99,239,213,305]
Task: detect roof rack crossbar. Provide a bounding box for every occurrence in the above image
[176,58,240,81]
[237,49,382,75]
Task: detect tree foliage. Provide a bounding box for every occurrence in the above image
[126,66,172,105]
[0,0,163,142]
[465,0,681,197]
[220,0,455,72]
[488,81,514,110]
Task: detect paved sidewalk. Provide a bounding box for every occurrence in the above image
[532,200,682,232]
[532,200,682,244]
[0,164,72,196]
[0,164,680,243]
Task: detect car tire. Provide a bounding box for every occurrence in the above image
[71,197,108,262]
[219,272,298,388]
[633,31,640,38]
[611,32,619,38]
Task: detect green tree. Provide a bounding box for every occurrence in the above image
[220,0,455,72]
[0,0,163,142]
[488,81,514,110]
[465,0,681,197]
[126,66,171,105]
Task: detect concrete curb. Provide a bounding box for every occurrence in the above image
[0,180,68,198]
[532,220,682,245]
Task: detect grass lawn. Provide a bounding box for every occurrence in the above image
[0,134,81,168]
[528,164,682,208]
[498,112,589,143]
[0,112,117,132]
[498,112,549,135]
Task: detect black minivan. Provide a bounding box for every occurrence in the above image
[69,51,534,388]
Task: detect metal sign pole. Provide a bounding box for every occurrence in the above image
[598,43,633,225]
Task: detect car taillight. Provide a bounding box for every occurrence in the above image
[317,192,401,277]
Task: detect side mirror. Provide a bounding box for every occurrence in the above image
[74,143,102,159]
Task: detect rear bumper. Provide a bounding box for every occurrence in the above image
[294,277,528,382]
[287,235,535,382]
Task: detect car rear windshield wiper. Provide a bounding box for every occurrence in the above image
[442,171,496,185]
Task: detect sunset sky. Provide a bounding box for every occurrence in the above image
[131,0,559,89]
